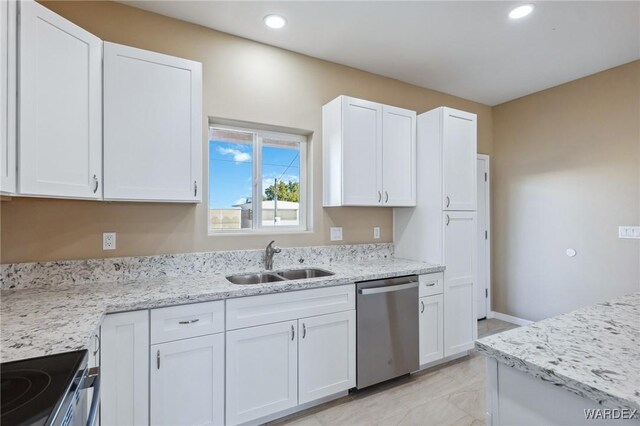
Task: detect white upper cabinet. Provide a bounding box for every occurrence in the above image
[0,0,16,195]
[18,0,102,199]
[323,95,416,207]
[442,108,477,211]
[103,42,202,202]
[382,105,416,206]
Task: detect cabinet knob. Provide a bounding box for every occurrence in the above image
[445,196,450,207]
[378,191,382,203]
[156,350,161,369]
[93,175,99,194]
[302,323,306,339]
[420,300,425,314]
[291,325,295,341]
[194,180,198,197]
[445,215,450,226]
[93,334,100,356]
[385,191,389,203]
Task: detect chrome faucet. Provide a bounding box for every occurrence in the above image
[264,240,282,270]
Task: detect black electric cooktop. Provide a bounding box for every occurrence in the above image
[1,350,87,426]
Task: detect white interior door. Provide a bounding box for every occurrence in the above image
[382,105,416,206]
[341,96,383,205]
[225,320,298,425]
[19,0,102,199]
[151,334,224,426]
[103,42,202,202]
[477,155,489,319]
[442,108,477,211]
[298,310,356,404]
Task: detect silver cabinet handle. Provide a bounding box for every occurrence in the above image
[378,191,382,203]
[445,196,450,207]
[420,300,425,314]
[194,180,198,197]
[291,324,295,341]
[385,191,389,203]
[93,174,99,193]
[156,350,161,369]
[93,333,100,356]
[425,282,436,287]
[359,281,418,295]
[178,318,200,325]
[445,215,450,226]
[302,323,306,339]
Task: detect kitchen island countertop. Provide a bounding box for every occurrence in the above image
[476,292,640,411]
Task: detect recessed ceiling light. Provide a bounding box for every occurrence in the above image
[264,14,287,29]
[509,4,534,19]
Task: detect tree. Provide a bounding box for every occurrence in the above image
[264,180,299,202]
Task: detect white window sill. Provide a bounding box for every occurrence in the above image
[208,229,313,237]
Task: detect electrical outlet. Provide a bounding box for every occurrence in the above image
[330,227,343,241]
[103,232,116,250]
[619,226,640,239]
[373,227,381,239]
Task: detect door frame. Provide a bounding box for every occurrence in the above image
[478,154,491,319]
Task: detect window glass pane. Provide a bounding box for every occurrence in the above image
[209,129,253,230]
[261,138,301,228]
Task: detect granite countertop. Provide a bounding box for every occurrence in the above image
[476,292,640,411]
[1,258,443,363]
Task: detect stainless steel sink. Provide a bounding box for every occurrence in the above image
[275,268,335,280]
[226,268,334,284]
[226,273,286,285]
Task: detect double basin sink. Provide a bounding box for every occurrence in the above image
[226,268,334,285]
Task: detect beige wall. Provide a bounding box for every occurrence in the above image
[492,61,640,321]
[0,0,492,264]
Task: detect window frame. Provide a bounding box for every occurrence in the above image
[208,124,308,234]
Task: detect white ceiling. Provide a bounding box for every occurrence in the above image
[119,1,640,106]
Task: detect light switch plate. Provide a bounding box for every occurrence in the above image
[619,226,640,239]
[373,227,381,239]
[330,227,343,241]
[103,232,116,250]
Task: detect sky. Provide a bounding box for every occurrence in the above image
[209,139,300,209]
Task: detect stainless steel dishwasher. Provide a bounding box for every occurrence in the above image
[356,275,419,389]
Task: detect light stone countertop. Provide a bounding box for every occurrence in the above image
[1,258,443,363]
[475,292,640,411]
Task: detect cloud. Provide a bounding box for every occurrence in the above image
[217,146,251,162]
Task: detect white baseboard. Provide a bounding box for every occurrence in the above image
[489,311,533,326]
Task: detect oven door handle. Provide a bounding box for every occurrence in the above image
[81,367,101,426]
[359,281,418,295]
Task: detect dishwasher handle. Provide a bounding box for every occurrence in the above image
[359,281,418,295]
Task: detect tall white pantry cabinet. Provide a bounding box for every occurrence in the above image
[395,106,478,360]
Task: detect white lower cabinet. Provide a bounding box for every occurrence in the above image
[101,310,149,426]
[419,294,444,365]
[151,333,225,426]
[298,310,356,404]
[226,320,298,426]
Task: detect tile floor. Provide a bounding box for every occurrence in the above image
[270,319,518,426]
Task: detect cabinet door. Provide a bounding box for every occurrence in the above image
[341,96,383,205]
[101,311,149,426]
[0,0,16,194]
[151,334,224,426]
[18,1,102,199]
[442,108,476,211]
[103,42,202,202]
[443,211,477,356]
[419,294,444,365]
[382,105,416,206]
[226,321,298,425]
[299,310,355,404]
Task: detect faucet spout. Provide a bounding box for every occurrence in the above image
[265,240,282,270]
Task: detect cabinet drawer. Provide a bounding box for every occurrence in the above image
[419,272,443,297]
[151,301,224,344]
[226,285,355,330]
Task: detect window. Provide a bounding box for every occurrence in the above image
[209,125,307,233]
